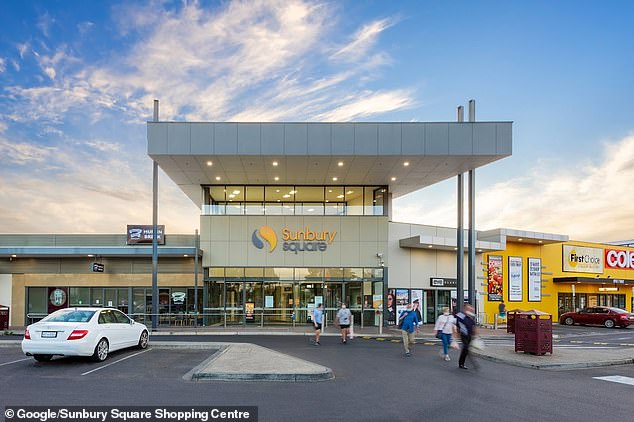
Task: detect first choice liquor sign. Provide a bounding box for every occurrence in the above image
[127,225,165,245]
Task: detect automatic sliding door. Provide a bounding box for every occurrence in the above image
[225,282,244,325]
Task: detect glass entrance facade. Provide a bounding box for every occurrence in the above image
[204,267,384,327]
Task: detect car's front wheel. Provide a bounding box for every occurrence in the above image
[604,319,615,328]
[33,354,53,362]
[137,330,149,349]
[564,317,574,326]
[92,338,109,362]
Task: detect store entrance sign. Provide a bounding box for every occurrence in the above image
[605,248,634,270]
[563,245,603,273]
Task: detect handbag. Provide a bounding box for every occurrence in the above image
[436,315,450,339]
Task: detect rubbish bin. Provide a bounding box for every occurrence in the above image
[514,310,552,355]
[0,306,9,330]
[506,309,524,334]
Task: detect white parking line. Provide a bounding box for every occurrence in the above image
[81,349,151,376]
[0,357,31,367]
[593,375,634,386]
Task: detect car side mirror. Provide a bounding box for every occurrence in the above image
[130,320,135,325]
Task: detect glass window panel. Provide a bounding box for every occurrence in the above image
[298,203,324,215]
[225,267,245,279]
[70,287,90,306]
[208,268,225,279]
[295,268,323,280]
[117,288,128,313]
[226,186,245,201]
[325,268,344,280]
[226,203,244,215]
[295,186,324,202]
[245,203,264,215]
[344,268,363,280]
[208,186,226,202]
[27,287,48,314]
[207,281,224,308]
[265,203,283,215]
[92,288,104,306]
[265,186,293,202]
[281,203,295,215]
[346,187,364,215]
[245,267,264,279]
[325,202,345,216]
[274,268,294,280]
[325,186,344,202]
[246,186,264,202]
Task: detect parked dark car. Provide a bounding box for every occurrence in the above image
[560,306,634,328]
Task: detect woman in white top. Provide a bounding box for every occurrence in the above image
[434,307,456,361]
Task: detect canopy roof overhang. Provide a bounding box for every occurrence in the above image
[148,122,513,207]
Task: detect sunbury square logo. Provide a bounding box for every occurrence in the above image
[252,226,337,254]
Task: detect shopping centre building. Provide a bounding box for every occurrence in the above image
[1,120,632,329]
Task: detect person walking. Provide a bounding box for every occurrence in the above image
[498,300,506,323]
[336,303,352,344]
[398,303,420,357]
[434,307,456,361]
[312,303,324,346]
[455,303,477,370]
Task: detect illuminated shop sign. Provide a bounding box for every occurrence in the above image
[252,226,337,254]
[605,248,634,270]
[562,245,603,273]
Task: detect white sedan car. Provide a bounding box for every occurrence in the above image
[22,307,149,362]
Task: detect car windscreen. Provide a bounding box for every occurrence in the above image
[45,310,97,323]
[608,307,629,314]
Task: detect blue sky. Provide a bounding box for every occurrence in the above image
[0,0,633,241]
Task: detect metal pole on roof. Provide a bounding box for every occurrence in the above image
[194,229,199,327]
[468,99,476,310]
[456,106,465,313]
[151,99,159,331]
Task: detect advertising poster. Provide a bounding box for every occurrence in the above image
[488,255,503,301]
[395,289,410,319]
[508,256,523,302]
[411,289,423,325]
[245,302,255,321]
[528,257,542,302]
[372,294,383,309]
[386,289,396,325]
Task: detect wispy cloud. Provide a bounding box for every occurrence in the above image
[0,58,5,73]
[394,133,634,242]
[332,18,394,62]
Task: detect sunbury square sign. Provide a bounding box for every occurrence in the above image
[252,226,337,254]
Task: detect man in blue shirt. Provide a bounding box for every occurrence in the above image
[312,303,324,345]
[398,303,420,356]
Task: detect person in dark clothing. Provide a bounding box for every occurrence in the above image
[454,303,477,370]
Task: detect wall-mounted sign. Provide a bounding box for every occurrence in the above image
[487,255,503,301]
[508,256,523,302]
[605,248,634,270]
[528,257,542,302]
[92,262,105,273]
[430,278,457,287]
[127,225,165,245]
[251,226,337,254]
[563,245,602,273]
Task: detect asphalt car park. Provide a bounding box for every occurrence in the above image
[0,346,213,381]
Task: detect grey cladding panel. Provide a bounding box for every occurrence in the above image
[190,123,214,154]
[354,124,378,155]
[261,124,284,154]
[167,123,191,154]
[378,124,402,155]
[332,124,354,154]
[449,124,473,155]
[401,124,424,154]
[238,123,261,154]
[425,123,449,155]
[214,123,238,154]
[307,124,331,154]
[147,123,168,154]
[284,124,308,154]
[496,123,512,155]
[474,123,497,155]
